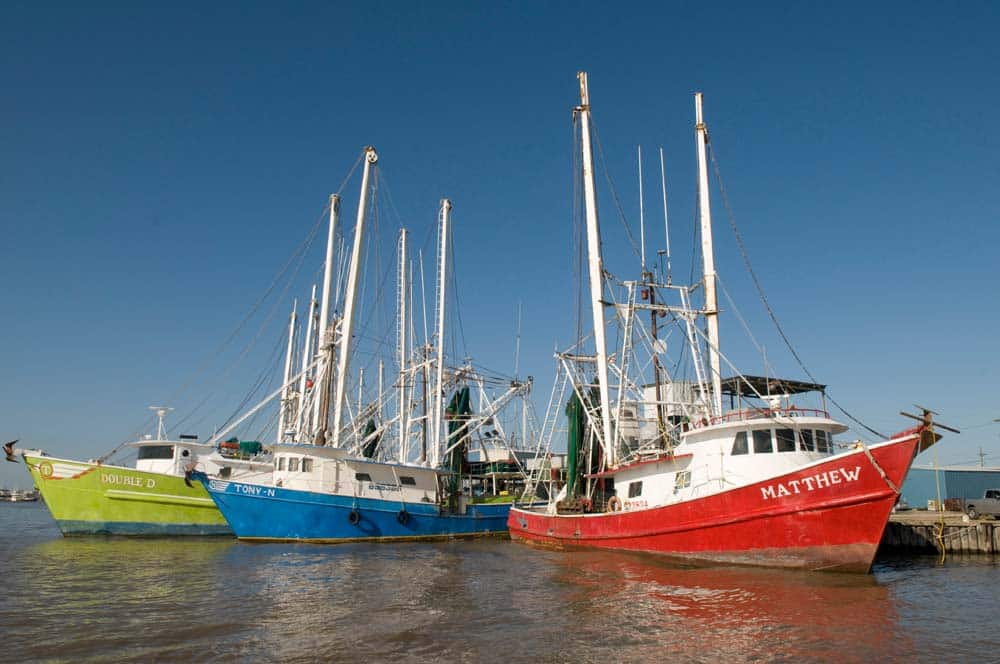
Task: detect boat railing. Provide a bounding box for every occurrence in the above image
[707,406,830,426]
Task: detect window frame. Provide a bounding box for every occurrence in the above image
[752,429,774,454]
[775,428,796,453]
[731,431,749,455]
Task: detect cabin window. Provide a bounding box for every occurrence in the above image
[137,445,174,460]
[816,430,831,453]
[288,457,300,472]
[301,458,313,473]
[181,449,190,458]
[628,481,643,498]
[399,476,416,486]
[277,457,285,471]
[219,467,232,479]
[776,429,796,453]
[799,430,815,451]
[355,472,372,482]
[674,470,691,492]
[732,431,748,455]
[753,430,773,454]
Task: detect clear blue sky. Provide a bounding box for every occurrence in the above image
[3,1,999,487]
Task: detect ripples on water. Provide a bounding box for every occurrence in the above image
[2,503,998,663]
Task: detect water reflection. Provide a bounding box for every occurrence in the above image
[2,504,997,663]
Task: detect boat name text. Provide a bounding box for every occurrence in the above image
[760,466,861,500]
[101,473,155,489]
[233,484,276,497]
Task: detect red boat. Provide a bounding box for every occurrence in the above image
[508,73,947,573]
[511,419,938,573]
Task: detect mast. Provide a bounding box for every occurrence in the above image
[295,284,318,441]
[577,71,614,459]
[431,198,452,468]
[695,92,723,416]
[277,299,298,443]
[638,145,646,273]
[312,194,341,437]
[659,147,672,284]
[331,146,378,448]
[397,228,409,461]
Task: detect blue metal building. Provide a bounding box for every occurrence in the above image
[900,466,1000,509]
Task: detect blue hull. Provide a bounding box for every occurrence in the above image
[200,478,511,542]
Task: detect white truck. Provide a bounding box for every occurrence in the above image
[965,489,1000,519]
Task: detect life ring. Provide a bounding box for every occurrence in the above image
[396,509,410,525]
[348,509,361,525]
[606,496,622,513]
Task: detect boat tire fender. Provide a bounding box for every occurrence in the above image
[606,496,622,513]
[397,509,409,525]
[348,509,361,526]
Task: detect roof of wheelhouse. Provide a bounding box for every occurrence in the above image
[721,375,826,397]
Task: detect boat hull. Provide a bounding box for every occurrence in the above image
[509,433,921,573]
[201,477,511,543]
[23,452,231,536]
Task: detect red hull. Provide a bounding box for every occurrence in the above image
[509,431,922,573]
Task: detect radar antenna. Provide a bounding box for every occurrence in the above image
[148,406,175,440]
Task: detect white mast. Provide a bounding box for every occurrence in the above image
[277,299,298,442]
[695,92,723,416]
[312,194,341,435]
[331,146,378,448]
[295,284,318,441]
[638,144,646,274]
[659,147,672,284]
[430,198,452,467]
[577,71,614,458]
[377,360,384,421]
[397,228,410,461]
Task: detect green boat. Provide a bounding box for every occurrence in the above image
[22,414,272,536]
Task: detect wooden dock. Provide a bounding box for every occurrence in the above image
[880,511,999,555]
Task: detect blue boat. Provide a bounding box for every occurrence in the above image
[192,157,531,543]
[194,445,512,542]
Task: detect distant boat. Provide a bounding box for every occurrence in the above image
[0,488,40,502]
[196,149,533,542]
[23,408,271,536]
[508,73,949,573]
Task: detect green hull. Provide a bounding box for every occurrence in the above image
[23,452,232,536]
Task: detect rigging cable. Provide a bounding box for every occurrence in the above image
[706,143,885,440]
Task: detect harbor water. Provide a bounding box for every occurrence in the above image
[3,502,999,663]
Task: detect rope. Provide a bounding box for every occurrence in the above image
[706,142,885,440]
[590,116,642,264]
[860,444,900,494]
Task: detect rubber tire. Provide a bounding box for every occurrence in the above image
[349,509,361,525]
[967,506,977,519]
[396,510,409,525]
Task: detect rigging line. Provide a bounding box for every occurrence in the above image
[689,180,700,289]
[716,273,775,377]
[590,116,643,263]
[162,203,326,408]
[447,217,469,360]
[572,112,584,347]
[334,150,366,198]
[706,143,885,440]
[216,328,288,435]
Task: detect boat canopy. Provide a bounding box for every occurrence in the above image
[720,375,826,397]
